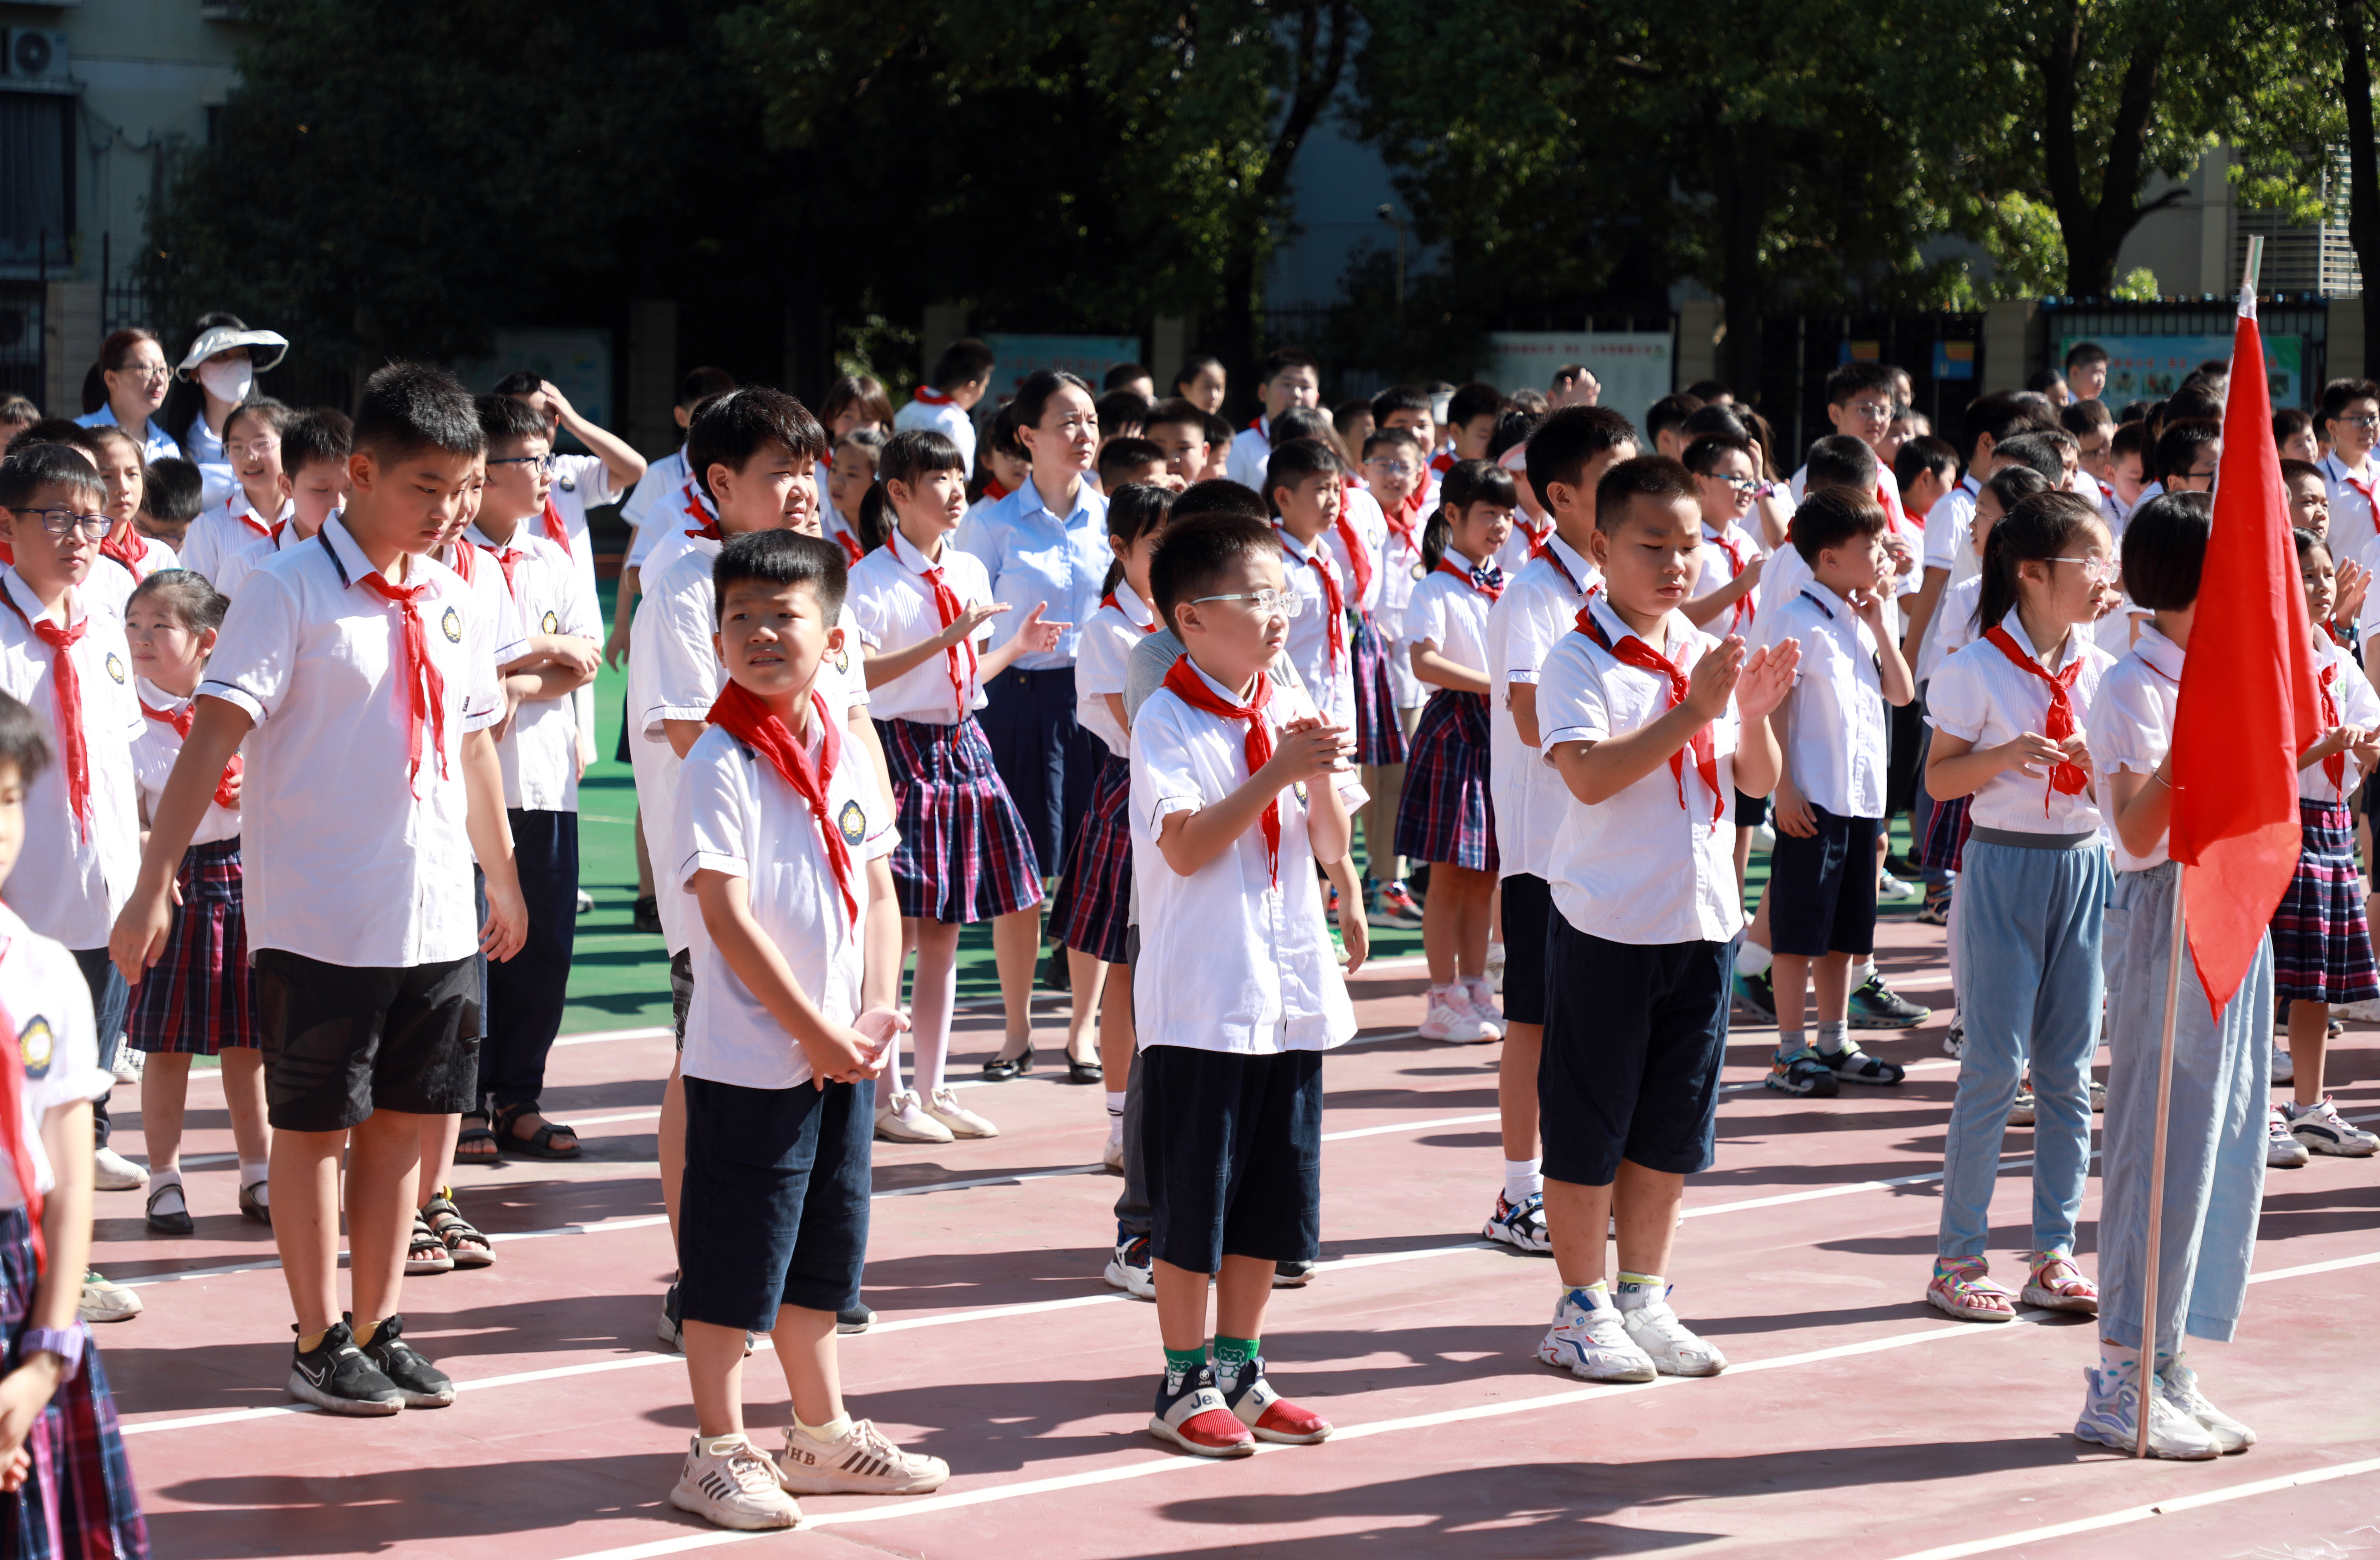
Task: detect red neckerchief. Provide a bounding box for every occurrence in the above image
[1245,416,1265,433]
[1981,624,2089,808]
[1329,500,1375,603]
[1519,517,1553,561]
[229,493,272,537]
[99,522,148,579]
[683,485,721,542]
[356,568,450,795]
[1435,554,1502,602]
[140,694,242,809]
[706,680,856,927]
[2318,658,2346,792]
[538,496,573,559]
[476,538,523,602]
[1573,592,1722,826]
[981,478,1012,502]
[824,514,864,566]
[0,949,44,1272]
[1279,528,1346,668]
[2338,462,2378,539]
[1429,450,1456,475]
[0,592,89,839]
[1703,525,1756,632]
[1101,589,1156,633]
[1161,655,1280,885]
[912,385,955,407]
[901,533,977,714]
[443,539,475,585]
[1383,491,1424,549]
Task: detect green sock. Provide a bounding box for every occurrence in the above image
[1163,1343,1207,1388]
[1213,1334,1261,1372]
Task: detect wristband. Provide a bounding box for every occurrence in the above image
[19,1323,87,1384]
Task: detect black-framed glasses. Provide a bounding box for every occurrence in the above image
[489,453,555,474]
[26,510,112,541]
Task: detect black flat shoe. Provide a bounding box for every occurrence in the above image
[145,1181,193,1236]
[981,1043,1034,1081]
[1067,1057,1103,1084]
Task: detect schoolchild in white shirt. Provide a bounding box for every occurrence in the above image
[1370,386,1444,515]
[1223,349,1322,491]
[1760,490,1914,1098]
[667,529,946,1531]
[135,454,205,553]
[616,366,739,666]
[1266,437,1357,734]
[1133,512,1363,1459]
[1680,431,1770,892]
[203,410,351,602]
[893,338,995,473]
[1356,426,1431,928]
[1479,405,1631,1254]
[822,430,883,567]
[1921,489,2116,1326]
[1399,460,1514,1042]
[176,397,296,590]
[2317,378,2380,548]
[83,425,177,619]
[111,363,529,1415]
[1146,399,1214,487]
[1488,415,1552,574]
[1531,456,1796,1386]
[960,404,1028,536]
[1904,393,2053,664]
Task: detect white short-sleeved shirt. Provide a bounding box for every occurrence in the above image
[0,574,141,949]
[849,529,993,724]
[2085,625,2182,872]
[1772,582,1888,819]
[1277,526,1354,730]
[178,491,292,596]
[199,518,503,967]
[1326,487,1389,613]
[2306,630,2380,805]
[1129,661,1364,1054]
[1076,584,1155,757]
[132,681,241,847]
[1495,517,1551,579]
[469,525,598,812]
[445,543,531,678]
[204,515,321,603]
[894,394,977,472]
[1693,520,1764,638]
[820,504,866,567]
[678,714,899,1090]
[539,453,619,768]
[622,448,690,571]
[1539,594,1744,946]
[1378,509,1429,708]
[1924,609,2112,836]
[1916,575,1983,685]
[2321,452,2379,551]
[0,907,115,1210]
[85,535,179,623]
[1406,554,1498,683]
[1223,420,1272,492]
[1485,536,1597,875]
[1923,476,1981,578]
[633,481,714,590]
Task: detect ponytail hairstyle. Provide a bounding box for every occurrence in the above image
[1425,458,1517,571]
[856,481,895,554]
[1420,501,1452,572]
[968,401,1025,502]
[1100,482,1177,596]
[1975,488,2105,635]
[127,568,231,637]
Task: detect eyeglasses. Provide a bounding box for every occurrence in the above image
[488,453,555,474]
[1189,588,1304,619]
[25,509,112,541]
[1846,400,1895,419]
[1364,459,1417,476]
[2046,556,2120,585]
[2337,415,2380,430]
[1712,473,1762,492]
[116,364,170,383]
[229,438,281,460]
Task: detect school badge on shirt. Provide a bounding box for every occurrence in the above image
[833,641,851,674]
[105,652,127,684]
[837,799,866,845]
[441,606,463,644]
[17,1016,52,1079]
[541,611,559,635]
[1411,561,1428,581]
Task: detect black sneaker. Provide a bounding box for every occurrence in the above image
[1732,968,1776,1022]
[1041,943,1071,992]
[836,1305,874,1335]
[632,895,664,935]
[1271,1259,1315,1288]
[1848,972,1931,1029]
[657,1281,683,1352]
[287,1320,403,1416]
[348,1312,454,1408]
[1765,1048,1840,1097]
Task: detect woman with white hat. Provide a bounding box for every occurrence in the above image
[162,312,290,501]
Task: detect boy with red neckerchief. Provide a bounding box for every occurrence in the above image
[1223,348,1321,491]
[1357,424,1431,928]
[892,339,995,474]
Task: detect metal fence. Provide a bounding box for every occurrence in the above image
[1753,312,1988,460]
[2038,297,2330,411]
[0,284,41,406]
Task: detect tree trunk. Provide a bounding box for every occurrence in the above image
[2344,0,2380,372]
[1710,120,1770,400]
[2039,0,2170,297]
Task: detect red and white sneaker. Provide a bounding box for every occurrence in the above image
[1217,1356,1333,1444]
[1148,1363,1255,1458]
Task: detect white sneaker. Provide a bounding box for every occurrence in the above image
[2270,1045,2294,1085]
[93,1146,148,1192]
[924,1087,998,1139]
[778,1418,950,1495]
[77,1269,143,1324]
[1464,977,1507,1038]
[2159,1356,2255,1453]
[1877,872,1921,902]
[1943,1020,1965,1059]
[1102,1133,1125,1173]
[1618,1295,1728,1377]
[1754,823,1776,849]
[668,1434,803,1530]
[1104,1232,1155,1299]
[110,1048,143,1084]
[2073,1364,2219,1459]
[1418,985,1495,1044]
[574,888,596,914]
[2285,1096,2379,1156]
[1484,941,1507,994]
[2267,1105,2313,1168]
[874,1089,955,1144]
[2006,1089,2037,1127]
[1535,1289,1657,1383]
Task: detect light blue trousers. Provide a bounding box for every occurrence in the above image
[2096,861,2269,1352]
[1940,836,2110,1258]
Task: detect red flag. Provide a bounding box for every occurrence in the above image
[2167,292,2323,1013]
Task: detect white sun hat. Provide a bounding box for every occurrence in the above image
[177,325,291,378]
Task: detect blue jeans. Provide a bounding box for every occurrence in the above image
[1938,834,2109,1259]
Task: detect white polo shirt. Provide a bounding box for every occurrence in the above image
[1485,535,1596,877]
[678,713,899,1090]
[178,490,292,596]
[2085,624,2182,873]
[538,452,619,768]
[0,573,141,949]
[1326,486,1389,614]
[1772,582,1888,819]
[893,393,976,472]
[2305,629,2380,806]
[622,447,690,571]
[1693,519,1764,638]
[205,516,316,603]
[1406,552,1499,685]
[86,534,180,623]
[2321,451,2379,551]
[199,518,504,967]
[1276,526,1354,730]
[1075,583,1155,758]
[468,523,597,812]
[1129,660,1364,1054]
[1223,418,1273,492]
[1916,575,1983,685]
[0,907,114,1211]
[133,680,241,847]
[847,529,993,724]
[1924,609,2111,837]
[1922,476,1982,598]
[1538,594,1743,947]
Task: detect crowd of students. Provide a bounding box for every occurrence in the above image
[0,321,2373,1546]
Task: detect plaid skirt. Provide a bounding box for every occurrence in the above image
[127,837,253,1056]
[1350,617,1408,768]
[878,716,1045,925]
[0,1209,148,1560]
[2270,801,2379,1005]
[1921,793,1972,874]
[1395,690,1498,872]
[1048,749,1133,964]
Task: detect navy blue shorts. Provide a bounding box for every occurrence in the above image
[678,1075,874,1329]
[1766,806,1880,957]
[1539,915,1733,1185]
[1500,872,1554,1027]
[1141,1046,1323,1274]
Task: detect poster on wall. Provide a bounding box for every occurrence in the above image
[1485,332,1674,431]
[455,329,614,432]
[2058,333,2304,410]
[981,335,1145,403]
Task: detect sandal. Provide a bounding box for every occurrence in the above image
[1817,1041,1905,1085]
[2022,1248,2100,1315]
[1926,1256,2017,1323]
[493,1101,582,1160]
[424,1189,495,1269]
[145,1179,193,1236]
[454,1111,501,1165]
[406,1210,454,1275]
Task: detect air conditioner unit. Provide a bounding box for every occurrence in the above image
[3,30,72,81]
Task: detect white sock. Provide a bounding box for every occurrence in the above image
[2096,1336,2140,1382]
[1737,941,1773,979]
[1466,974,1497,1004]
[794,1413,854,1444]
[151,1166,183,1189]
[1855,956,1878,984]
[1777,1027,1806,1054]
[696,1431,750,1457]
[1613,1271,1665,1310]
[1817,1019,1848,1050]
[1502,1158,1542,1203]
[1104,1090,1127,1122]
[239,1160,269,1189]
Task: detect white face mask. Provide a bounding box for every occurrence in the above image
[198,359,254,406]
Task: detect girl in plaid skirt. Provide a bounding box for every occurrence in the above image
[122,570,271,1235]
[1395,462,1516,1044]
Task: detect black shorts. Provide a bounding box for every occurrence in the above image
[1539,915,1732,1185]
[1141,1046,1323,1274]
[1733,788,1768,829]
[1766,807,1881,957]
[1500,872,1555,1027]
[253,950,482,1133]
[679,1076,874,1328]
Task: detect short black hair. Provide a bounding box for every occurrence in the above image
[1263,437,1341,512]
[2153,419,2221,485]
[878,427,968,496]
[225,395,294,443]
[1679,403,1750,442]
[1257,348,1318,385]
[2275,407,2314,444]
[2061,398,2115,435]
[1824,360,1898,405]
[1267,407,1334,448]
[1485,409,1543,465]
[2065,341,2109,372]
[1684,379,1732,402]
[140,457,205,525]
[1096,436,1166,490]
[0,691,52,786]
[1957,390,2055,464]
[2280,456,2325,488]
[6,419,93,459]
[1364,426,1424,462]
[1447,381,1504,429]
[280,409,353,478]
[1791,487,1887,563]
[1370,384,1431,423]
[1804,434,1878,493]
[1894,435,1958,491]
[1644,394,1705,441]
[1149,512,1278,635]
[476,392,550,448]
[1993,431,2066,483]
[1595,455,1698,533]
[681,365,739,408]
[711,527,847,625]
[1102,361,1152,391]
[1981,463,2051,516]
[1682,432,1754,477]
[2164,384,2223,424]
[2323,378,2380,422]
[1526,405,1638,502]
[1170,478,1268,524]
[1095,388,1153,437]
[1146,397,1206,436]
[687,388,827,500]
[2121,491,2212,611]
[354,363,485,465]
[490,370,543,397]
[930,338,996,391]
[1171,354,1224,394]
[2024,368,2070,397]
[1201,410,1234,451]
[0,441,105,510]
[2111,420,2151,465]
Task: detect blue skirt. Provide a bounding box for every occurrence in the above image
[1350,618,1408,768]
[1394,690,1497,872]
[876,716,1045,925]
[1049,749,1133,964]
[2270,800,2380,1005]
[0,1209,148,1559]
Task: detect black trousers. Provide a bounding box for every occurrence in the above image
[480,809,580,1109]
